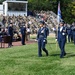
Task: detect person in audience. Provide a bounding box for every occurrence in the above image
[21,25,26,45]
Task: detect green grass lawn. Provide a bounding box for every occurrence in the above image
[0,35,75,75]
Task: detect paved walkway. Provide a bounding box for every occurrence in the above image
[0,39,37,48]
[0,33,55,48]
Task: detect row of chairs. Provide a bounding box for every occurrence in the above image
[0,36,11,48]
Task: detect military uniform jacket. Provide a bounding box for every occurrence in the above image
[8,26,13,36]
[44,27,49,38]
[37,27,46,40]
[58,26,67,41]
[21,27,26,35]
[72,26,75,35]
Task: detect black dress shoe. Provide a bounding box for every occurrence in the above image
[39,56,42,57]
[8,45,11,47]
[60,55,64,58]
[64,53,66,56]
[60,56,64,58]
[38,54,42,57]
[22,43,26,45]
[46,53,49,56]
[46,50,48,56]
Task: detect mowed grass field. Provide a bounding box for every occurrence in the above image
[0,34,75,75]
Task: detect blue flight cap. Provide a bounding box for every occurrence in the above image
[40,21,45,25]
[60,21,64,24]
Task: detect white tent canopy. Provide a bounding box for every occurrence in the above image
[0,5,3,15]
[3,0,28,16]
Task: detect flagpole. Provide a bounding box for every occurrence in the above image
[56,1,61,50]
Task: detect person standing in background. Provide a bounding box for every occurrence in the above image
[2,16,7,27]
[8,23,13,47]
[21,25,26,45]
[72,25,75,45]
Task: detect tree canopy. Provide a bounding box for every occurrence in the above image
[28,0,75,24]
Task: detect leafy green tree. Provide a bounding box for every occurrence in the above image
[0,0,5,4]
[56,0,73,23]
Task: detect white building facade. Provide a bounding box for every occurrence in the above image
[2,0,28,16]
[0,5,3,15]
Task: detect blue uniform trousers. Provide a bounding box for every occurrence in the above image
[38,37,48,57]
[58,38,66,58]
[8,35,13,46]
[0,36,2,42]
[68,34,71,42]
[21,35,25,45]
[73,34,75,44]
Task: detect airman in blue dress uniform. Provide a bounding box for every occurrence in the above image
[8,23,13,47]
[21,25,26,45]
[37,21,48,57]
[72,25,75,45]
[67,26,72,43]
[57,22,66,58]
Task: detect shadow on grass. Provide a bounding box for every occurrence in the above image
[50,53,74,57]
[50,54,60,56]
[47,43,56,44]
[65,53,75,58]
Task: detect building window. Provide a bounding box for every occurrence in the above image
[8,2,26,11]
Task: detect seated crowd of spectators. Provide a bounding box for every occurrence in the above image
[0,11,52,41]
